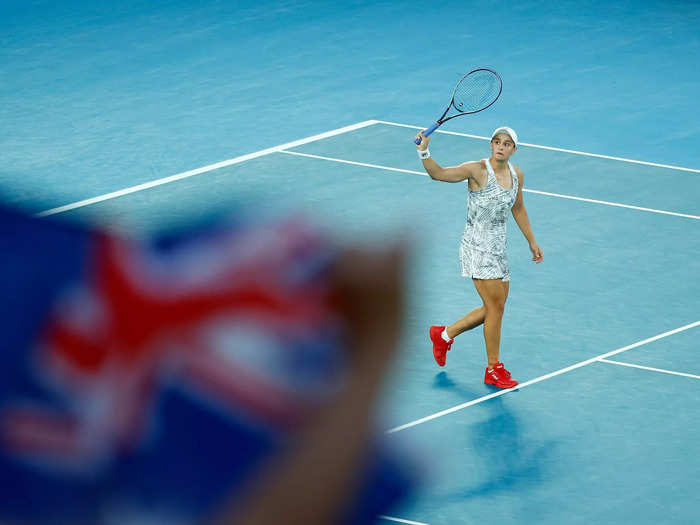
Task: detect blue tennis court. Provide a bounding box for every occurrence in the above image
[3,1,699,523]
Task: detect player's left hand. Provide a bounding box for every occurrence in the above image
[530,242,543,263]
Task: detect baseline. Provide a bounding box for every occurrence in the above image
[34,120,379,218]
[376,120,700,174]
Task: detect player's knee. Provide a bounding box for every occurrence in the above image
[484,299,505,316]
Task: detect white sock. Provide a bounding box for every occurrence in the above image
[441,329,452,342]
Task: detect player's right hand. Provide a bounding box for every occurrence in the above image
[415,131,431,150]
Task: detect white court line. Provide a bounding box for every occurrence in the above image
[280,150,426,176]
[378,515,431,525]
[598,358,700,380]
[524,188,700,220]
[386,320,700,434]
[376,120,700,174]
[279,150,700,220]
[34,120,379,218]
[34,118,700,218]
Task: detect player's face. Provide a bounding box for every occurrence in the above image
[490,134,516,161]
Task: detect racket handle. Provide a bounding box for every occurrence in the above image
[414,122,440,144]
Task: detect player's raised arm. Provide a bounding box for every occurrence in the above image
[415,132,477,183]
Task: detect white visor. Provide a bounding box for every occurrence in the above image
[491,126,518,146]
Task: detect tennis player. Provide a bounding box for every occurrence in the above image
[415,126,543,389]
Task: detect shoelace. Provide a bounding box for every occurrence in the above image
[496,365,511,379]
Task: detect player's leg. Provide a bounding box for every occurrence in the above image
[472,278,507,368]
[445,306,485,338]
[430,298,486,366]
[474,278,517,387]
[446,278,508,338]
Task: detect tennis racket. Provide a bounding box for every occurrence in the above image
[414,68,502,145]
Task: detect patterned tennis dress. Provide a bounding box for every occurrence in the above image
[459,158,518,281]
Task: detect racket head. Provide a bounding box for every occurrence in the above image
[449,68,502,116]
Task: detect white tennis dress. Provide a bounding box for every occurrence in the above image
[459,158,518,281]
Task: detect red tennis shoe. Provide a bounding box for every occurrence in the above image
[484,362,518,389]
[429,325,453,366]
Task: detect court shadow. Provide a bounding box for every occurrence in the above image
[432,371,558,501]
[433,370,479,397]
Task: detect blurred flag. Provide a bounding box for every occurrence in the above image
[0,207,413,524]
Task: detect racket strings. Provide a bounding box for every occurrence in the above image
[453,70,501,113]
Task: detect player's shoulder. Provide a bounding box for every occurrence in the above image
[460,159,487,171]
[458,160,487,180]
[511,163,524,177]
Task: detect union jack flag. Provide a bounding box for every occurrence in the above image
[0,207,412,524]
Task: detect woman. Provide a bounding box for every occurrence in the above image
[416,126,543,389]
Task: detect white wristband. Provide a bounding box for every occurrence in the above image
[417,148,431,160]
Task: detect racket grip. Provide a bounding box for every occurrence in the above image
[414,122,440,144]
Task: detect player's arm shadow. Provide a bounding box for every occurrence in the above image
[433,371,560,501]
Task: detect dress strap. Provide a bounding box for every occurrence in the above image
[507,162,518,188]
[483,158,495,178]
